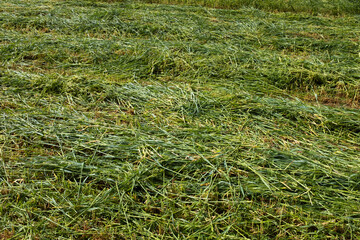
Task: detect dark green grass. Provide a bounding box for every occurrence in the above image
[1,0,360,239]
[139,0,360,15]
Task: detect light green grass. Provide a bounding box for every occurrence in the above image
[0,0,360,239]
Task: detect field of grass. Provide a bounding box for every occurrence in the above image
[141,0,360,15]
[1,0,360,239]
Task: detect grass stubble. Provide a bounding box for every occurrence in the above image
[0,0,360,239]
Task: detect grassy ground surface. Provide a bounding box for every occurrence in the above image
[1,0,360,239]
[141,0,360,15]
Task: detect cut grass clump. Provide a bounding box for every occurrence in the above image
[1,0,360,238]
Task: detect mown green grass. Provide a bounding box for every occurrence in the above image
[0,0,360,239]
[140,0,360,15]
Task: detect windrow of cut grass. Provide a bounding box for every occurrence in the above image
[1,0,360,239]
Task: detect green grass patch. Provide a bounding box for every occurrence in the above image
[139,0,360,15]
[1,0,360,238]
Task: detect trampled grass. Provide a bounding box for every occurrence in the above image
[0,0,360,239]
